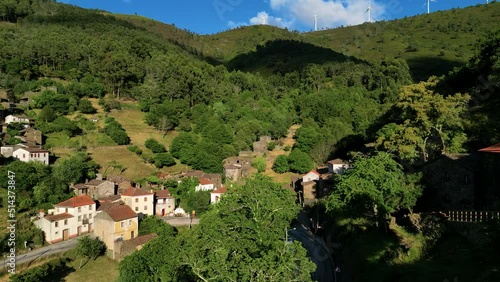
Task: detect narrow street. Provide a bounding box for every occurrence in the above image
[1,238,78,269]
[289,211,336,282]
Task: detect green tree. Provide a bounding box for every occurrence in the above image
[376,79,470,162]
[251,156,267,173]
[139,216,177,237]
[288,149,314,174]
[177,175,316,281]
[145,138,166,153]
[272,155,290,173]
[75,236,106,268]
[154,153,176,168]
[77,99,96,114]
[326,152,422,220]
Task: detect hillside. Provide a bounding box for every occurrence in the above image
[191,3,500,81]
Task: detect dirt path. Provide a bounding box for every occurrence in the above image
[263,124,301,183]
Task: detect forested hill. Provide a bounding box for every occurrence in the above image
[113,2,500,81]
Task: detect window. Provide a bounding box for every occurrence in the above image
[65,208,68,213]
[64,219,68,225]
[121,221,124,228]
[83,214,87,219]
[78,207,81,212]
[144,197,147,202]
[128,220,132,226]
[55,222,59,227]
[78,216,81,222]
[89,205,92,210]
[55,231,58,235]
[89,214,92,219]
[144,206,147,211]
[135,207,138,211]
[135,198,138,203]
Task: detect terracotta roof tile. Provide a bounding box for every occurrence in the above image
[55,195,95,208]
[122,187,153,197]
[198,178,213,185]
[44,213,74,222]
[155,189,173,198]
[100,203,137,221]
[211,186,227,194]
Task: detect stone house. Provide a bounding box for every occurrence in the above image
[72,179,116,200]
[223,156,253,182]
[252,136,273,155]
[113,233,158,261]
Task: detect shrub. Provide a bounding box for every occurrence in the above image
[251,157,267,173]
[272,155,290,173]
[283,145,291,152]
[145,138,166,153]
[154,153,176,168]
[77,99,96,114]
[127,145,143,155]
[267,141,277,151]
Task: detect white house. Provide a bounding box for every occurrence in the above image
[155,189,175,216]
[327,159,350,174]
[4,114,31,125]
[210,186,227,204]
[35,195,96,244]
[120,187,155,216]
[0,144,27,158]
[303,170,320,183]
[195,178,214,192]
[12,147,50,165]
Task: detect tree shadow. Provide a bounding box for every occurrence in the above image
[225,39,368,74]
[406,56,465,82]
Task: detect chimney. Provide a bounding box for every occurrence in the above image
[85,179,89,183]
[39,209,45,218]
[96,173,103,181]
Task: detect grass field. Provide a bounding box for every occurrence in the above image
[0,251,119,282]
[64,254,119,282]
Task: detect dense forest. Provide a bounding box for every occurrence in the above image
[0,0,499,281]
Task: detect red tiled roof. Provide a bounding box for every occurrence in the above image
[211,186,227,194]
[44,213,74,222]
[55,195,95,208]
[198,178,213,185]
[122,187,153,197]
[100,203,137,221]
[155,189,173,198]
[479,143,500,153]
[305,170,320,176]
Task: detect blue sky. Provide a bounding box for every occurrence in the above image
[59,0,491,34]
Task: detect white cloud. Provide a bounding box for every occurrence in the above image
[228,11,293,29]
[268,0,387,29]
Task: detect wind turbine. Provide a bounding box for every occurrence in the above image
[423,0,437,14]
[314,13,318,31]
[366,0,372,23]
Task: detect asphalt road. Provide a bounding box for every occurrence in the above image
[288,211,336,282]
[1,238,78,269]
